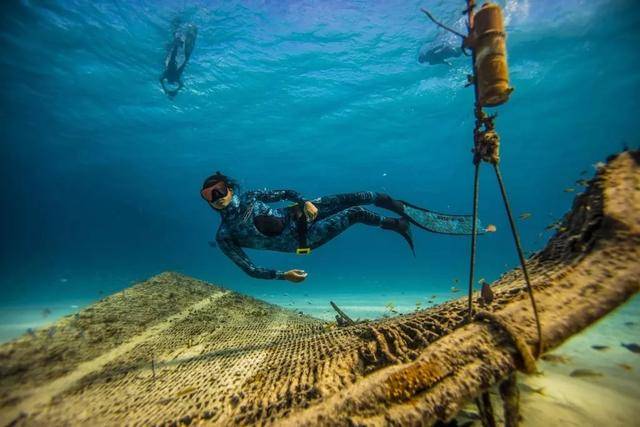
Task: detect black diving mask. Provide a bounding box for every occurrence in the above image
[201,182,228,203]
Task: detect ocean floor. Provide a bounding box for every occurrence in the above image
[0,300,92,343]
[1,290,638,425]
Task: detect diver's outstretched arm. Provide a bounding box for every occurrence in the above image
[245,189,305,204]
[217,238,286,280]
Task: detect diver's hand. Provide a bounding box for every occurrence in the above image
[284,269,308,283]
[304,201,318,221]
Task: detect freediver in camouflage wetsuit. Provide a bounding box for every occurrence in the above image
[200,172,413,283]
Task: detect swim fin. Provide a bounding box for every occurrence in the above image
[381,217,415,256]
[376,194,484,236]
[400,200,484,235]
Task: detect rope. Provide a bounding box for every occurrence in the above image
[420,8,467,40]
[467,162,480,321]
[493,165,543,357]
[475,310,537,374]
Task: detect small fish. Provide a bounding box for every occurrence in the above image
[59,278,68,283]
[593,161,605,170]
[382,172,387,177]
[485,224,497,233]
[540,353,570,364]
[26,328,36,337]
[42,308,52,318]
[519,212,532,220]
[575,179,589,187]
[569,369,602,378]
[481,282,494,305]
[453,278,459,284]
[624,321,636,327]
[71,305,79,309]
[207,241,217,248]
[591,345,609,351]
[617,363,633,371]
[431,295,436,299]
[621,343,640,354]
[564,187,575,193]
[451,287,460,293]
[545,221,562,231]
[579,170,587,176]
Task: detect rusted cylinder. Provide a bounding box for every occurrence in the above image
[473,3,512,107]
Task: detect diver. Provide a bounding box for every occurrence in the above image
[418,43,461,66]
[202,172,491,283]
[160,22,197,98]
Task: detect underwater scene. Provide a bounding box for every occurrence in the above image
[0,0,639,425]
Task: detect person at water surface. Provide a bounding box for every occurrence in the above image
[202,172,491,283]
[160,22,197,98]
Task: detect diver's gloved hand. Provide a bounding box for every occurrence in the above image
[304,201,318,221]
[284,269,308,283]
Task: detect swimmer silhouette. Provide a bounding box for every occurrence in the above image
[160,21,197,98]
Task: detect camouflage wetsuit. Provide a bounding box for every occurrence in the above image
[215,190,390,280]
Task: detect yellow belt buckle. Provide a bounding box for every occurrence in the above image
[296,247,311,255]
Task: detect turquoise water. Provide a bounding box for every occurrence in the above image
[0,0,638,327]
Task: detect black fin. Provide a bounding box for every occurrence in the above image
[381,217,415,256]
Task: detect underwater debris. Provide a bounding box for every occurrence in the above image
[569,369,603,378]
[621,343,640,354]
[330,301,355,326]
[518,212,532,220]
[591,345,609,351]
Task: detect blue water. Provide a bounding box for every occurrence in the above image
[0,0,638,315]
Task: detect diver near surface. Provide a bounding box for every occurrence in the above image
[202,172,492,283]
[418,43,462,66]
[160,21,197,98]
